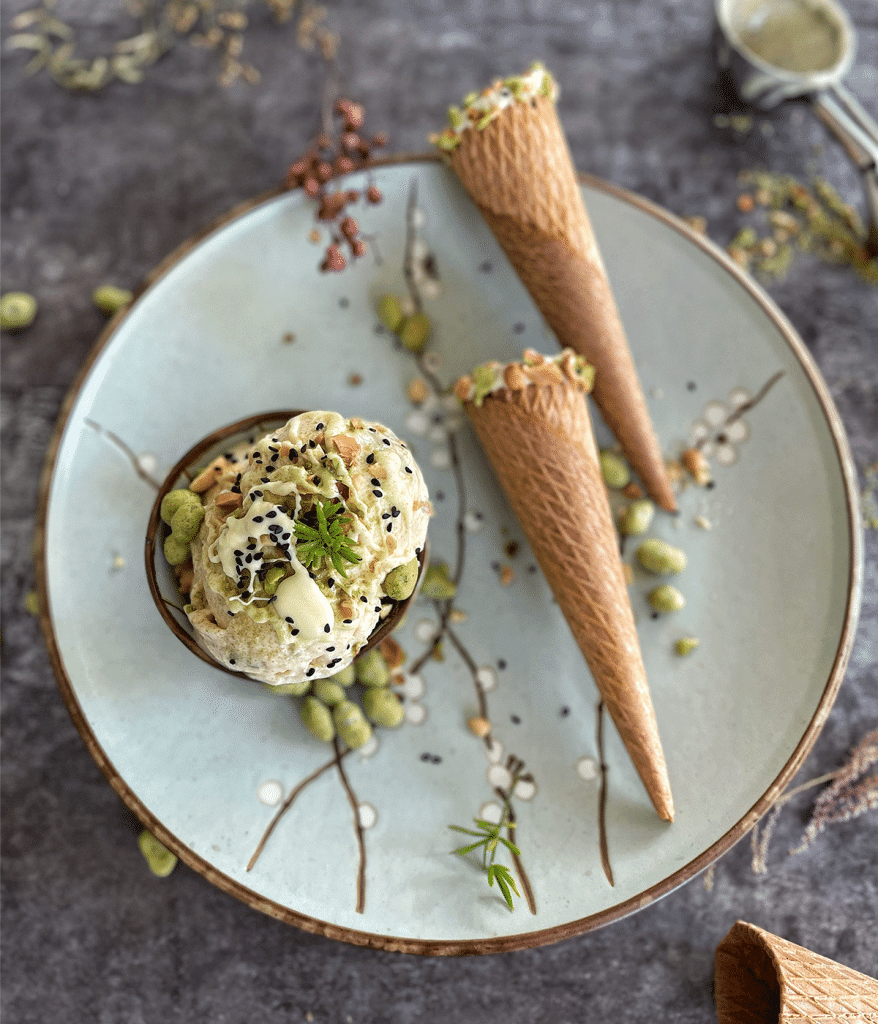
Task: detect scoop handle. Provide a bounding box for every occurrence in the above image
[812,89,878,256]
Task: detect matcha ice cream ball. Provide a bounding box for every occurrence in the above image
[181,411,430,686]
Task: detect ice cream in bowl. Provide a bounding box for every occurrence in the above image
[145,410,431,692]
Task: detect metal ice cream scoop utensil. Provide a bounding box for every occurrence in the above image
[715,0,878,254]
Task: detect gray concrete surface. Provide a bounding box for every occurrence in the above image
[2,1,876,1020]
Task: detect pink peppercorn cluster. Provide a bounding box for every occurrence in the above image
[282,98,389,272]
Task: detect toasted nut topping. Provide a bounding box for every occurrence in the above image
[682,447,712,486]
[468,716,491,737]
[331,433,360,466]
[214,490,243,511]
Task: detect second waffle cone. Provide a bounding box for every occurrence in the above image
[460,364,674,822]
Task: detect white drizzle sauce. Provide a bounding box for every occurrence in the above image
[274,570,333,640]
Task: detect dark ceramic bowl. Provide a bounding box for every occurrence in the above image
[144,410,427,681]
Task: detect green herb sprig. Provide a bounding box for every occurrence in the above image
[449,806,521,911]
[294,499,361,577]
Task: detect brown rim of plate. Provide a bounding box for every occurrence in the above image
[34,154,863,956]
[144,409,427,679]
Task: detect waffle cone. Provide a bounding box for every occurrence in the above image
[450,95,676,512]
[715,921,878,1023]
[461,370,673,821]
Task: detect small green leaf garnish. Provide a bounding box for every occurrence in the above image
[293,499,361,577]
[449,800,522,911]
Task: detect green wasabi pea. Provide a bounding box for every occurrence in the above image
[647,584,686,613]
[420,562,457,600]
[383,557,420,601]
[138,829,177,877]
[362,687,404,728]
[599,451,631,490]
[160,488,200,526]
[377,294,404,332]
[619,499,655,537]
[264,678,312,696]
[312,678,346,707]
[170,502,205,544]
[399,312,431,353]
[163,534,190,566]
[332,664,356,687]
[675,637,700,657]
[1,292,37,331]
[636,538,687,575]
[333,700,373,749]
[263,566,287,596]
[354,648,390,688]
[300,695,336,742]
[92,285,133,316]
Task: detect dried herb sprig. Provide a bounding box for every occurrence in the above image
[6,0,333,91]
[293,498,361,577]
[449,790,522,911]
[727,170,878,285]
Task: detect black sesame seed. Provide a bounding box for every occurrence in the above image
[386,523,392,532]
[229,658,236,664]
[706,480,716,490]
[241,590,251,599]
[687,381,697,391]
[306,668,315,677]
[561,706,570,717]
[511,715,521,724]
[404,466,412,474]
[366,453,375,464]
[651,612,660,620]
[285,616,294,624]
[309,439,316,448]
[479,260,492,273]
[382,438,391,446]
[265,466,276,473]
[327,578,335,588]
[291,629,300,636]
[498,659,507,670]
[253,516,264,523]
[360,596,368,603]
[513,322,526,334]
[326,646,335,652]
[316,422,324,430]
[431,755,442,764]
[373,490,383,498]
[420,753,431,762]
[435,491,444,501]
[371,478,380,486]
[382,513,390,520]
[343,619,352,624]
[323,623,331,633]
[253,490,262,498]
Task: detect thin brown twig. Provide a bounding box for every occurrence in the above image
[596,700,614,887]
[503,795,536,914]
[246,748,349,871]
[84,419,161,490]
[333,737,367,914]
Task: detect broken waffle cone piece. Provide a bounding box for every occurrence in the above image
[440,66,676,512]
[457,351,674,822]
[715,920,878,1024]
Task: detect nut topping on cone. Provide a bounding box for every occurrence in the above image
[437,65,677,512]
[457,351,674,822]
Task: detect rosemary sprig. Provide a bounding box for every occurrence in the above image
[293,499,361,577]
[449,801,521,911]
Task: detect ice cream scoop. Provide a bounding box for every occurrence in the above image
[146,410,430,687]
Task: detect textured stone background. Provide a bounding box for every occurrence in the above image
[2,1,876,1020]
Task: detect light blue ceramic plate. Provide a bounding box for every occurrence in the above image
[38,158,861,954]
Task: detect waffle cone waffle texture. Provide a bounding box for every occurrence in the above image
[449,94,677,512]
[715,921,878,1023]
[459,362,674,822]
